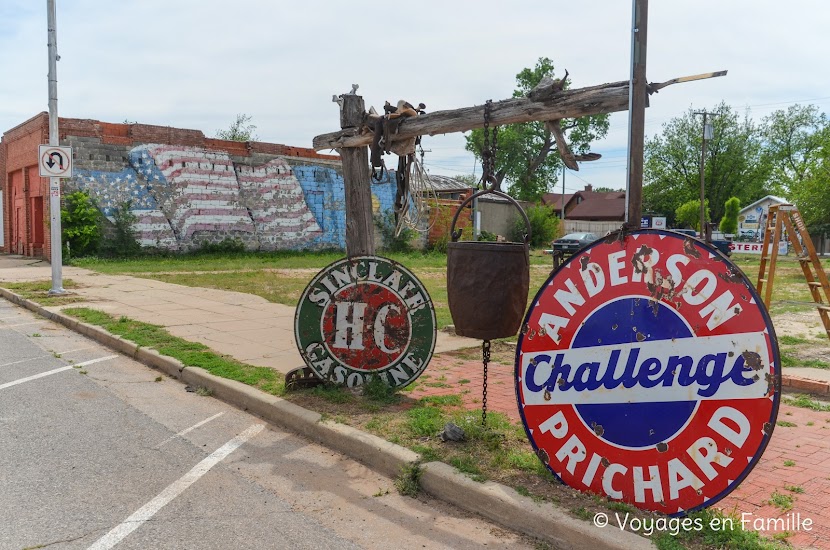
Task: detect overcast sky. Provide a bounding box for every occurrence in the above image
[2,1,828,194]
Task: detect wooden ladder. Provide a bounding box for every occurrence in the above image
[757,204,830,340]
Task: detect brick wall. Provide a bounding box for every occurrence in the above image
[0,114,50,257]
[3,115,382,258]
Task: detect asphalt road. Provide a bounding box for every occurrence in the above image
[0,299,532,550]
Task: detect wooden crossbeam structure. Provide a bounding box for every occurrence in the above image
[313,70,726,255]
[758,204,830,341]
[314,72,726,152]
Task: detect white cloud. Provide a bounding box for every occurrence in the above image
[2,0,829,197]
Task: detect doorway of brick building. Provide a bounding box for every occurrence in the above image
[30,196,44,256]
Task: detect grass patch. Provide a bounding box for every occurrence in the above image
[655,508,791,550]
[783,459,796,467]
[767,490,794,512]
[779,335,810,345]
[61,308,284,394]
[776,421,797,427]
[784,485,805,494]
[419,394,463,407]
[783,394,830,412]
[2,279,85,306]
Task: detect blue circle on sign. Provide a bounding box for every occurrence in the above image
[572,297,697,448]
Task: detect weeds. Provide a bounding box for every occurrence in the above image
[395,462,422,497]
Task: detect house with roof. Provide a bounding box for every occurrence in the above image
[737,195,789,241]
[543,184,626,235]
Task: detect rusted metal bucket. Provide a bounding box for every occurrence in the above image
[446,189,531,340]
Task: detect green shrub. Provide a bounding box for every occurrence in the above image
[510,203,558,248]
[61,190,102,257]
[720,197,740,235]
[100,201,141,257]
[374,209,416,253]
[196,238,246,254]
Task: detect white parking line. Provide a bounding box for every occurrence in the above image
[87,423,265,550]
[156,412,226,448]
[0,355,118,390]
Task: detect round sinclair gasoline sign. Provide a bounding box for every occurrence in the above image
[295,256,436,389]
[515,230,780,515]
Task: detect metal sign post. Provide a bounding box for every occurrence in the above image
[46,0,64,295]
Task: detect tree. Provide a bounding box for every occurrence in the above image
[761,104,828,194]
[788,125,830,233]
[216,114,259,142]
[674,199,710,231]
[719,197,740,235]
[464,57,609,202]
[761,104,830,234]
[643,103,770,226]
[62,190,102,257]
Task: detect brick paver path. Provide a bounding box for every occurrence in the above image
[414,352,830,550]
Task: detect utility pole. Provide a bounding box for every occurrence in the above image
[47,0,64,294]
[625,0,648,230]
[561,168,566,223]
[694,110,714,242]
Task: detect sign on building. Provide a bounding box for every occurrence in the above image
[38,145,73,178]
[515,230,779,514]
[295,256,436,389]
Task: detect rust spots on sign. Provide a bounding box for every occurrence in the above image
[763,422,773,435]
[742,351,763,370]
[656,442,669,453]
[631,244,654,275]
[718,268,743,285]
[544,389,551,401]
[601,457,611,468]
[591,422,605,437]
[537,448,550,465]
[682,238,701,259]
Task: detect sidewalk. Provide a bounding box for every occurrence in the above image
[2,255,829,549]
[0,257,476,374]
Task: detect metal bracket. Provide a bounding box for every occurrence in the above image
[284,365,325,391]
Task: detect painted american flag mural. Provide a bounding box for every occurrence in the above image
[70,144,397,251]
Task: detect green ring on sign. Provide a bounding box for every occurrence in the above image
[294,256,436,389]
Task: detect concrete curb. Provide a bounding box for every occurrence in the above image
[0,289,651,549]
[421,461,653,550]
[782,374,830,396]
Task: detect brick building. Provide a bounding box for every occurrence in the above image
[1,113,400,259]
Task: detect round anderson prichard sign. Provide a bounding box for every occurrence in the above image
[295,256,436,389]
[515,230,780,515]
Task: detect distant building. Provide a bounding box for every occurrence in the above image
[543,184,626,235]
[737,195,789,241]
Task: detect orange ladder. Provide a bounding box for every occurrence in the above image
[757,204,830,340]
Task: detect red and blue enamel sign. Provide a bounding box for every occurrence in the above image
[515,230,780,515]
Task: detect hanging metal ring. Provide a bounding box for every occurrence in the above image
[449,188,531,244]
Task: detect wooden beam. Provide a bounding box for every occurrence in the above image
[626,0,649,230]
[313,71,726,151]
[338,94,375,256]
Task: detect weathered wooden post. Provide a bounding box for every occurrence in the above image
[338,93,374,256]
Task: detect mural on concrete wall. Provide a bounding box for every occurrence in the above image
[70,144,397,251]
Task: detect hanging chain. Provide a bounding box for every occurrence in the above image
[481,339,491,426]
[480,100,499,191]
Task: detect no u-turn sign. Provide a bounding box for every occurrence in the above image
[39,145,73,178]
